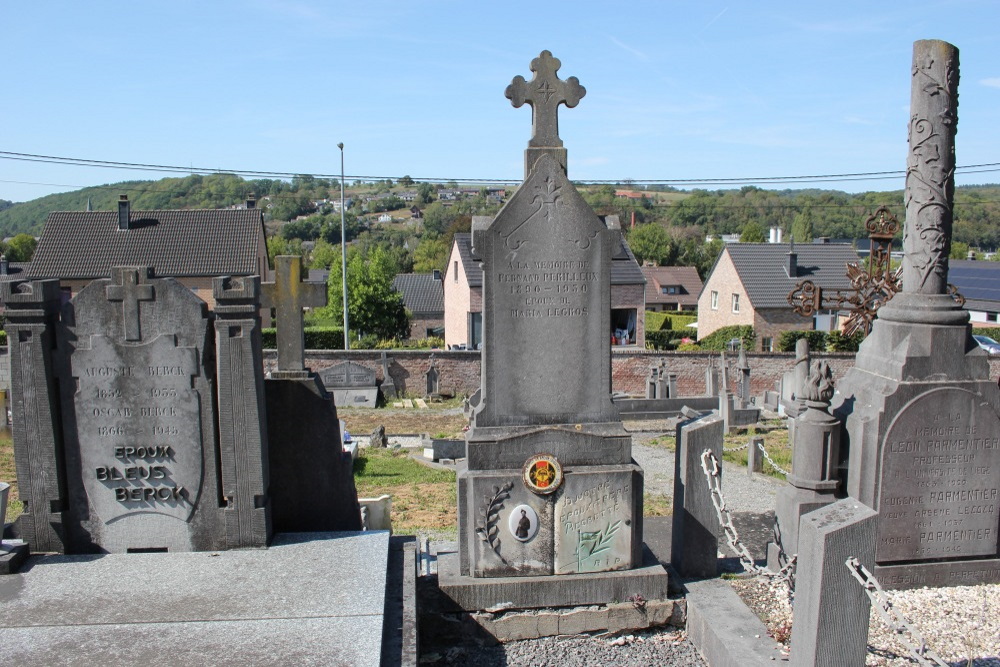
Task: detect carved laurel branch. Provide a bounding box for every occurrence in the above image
[476,481,513,563]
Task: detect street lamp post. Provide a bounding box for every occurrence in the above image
[338,142,349,350]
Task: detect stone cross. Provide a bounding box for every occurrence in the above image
[261,255,327,374]
[506,50,586,171]
[106,267,154,341]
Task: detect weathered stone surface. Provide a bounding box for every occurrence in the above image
[833,39,1000,588]
[437,549,669,611]
[671,413,723,579]
[472,154,617,428]
[790,499,877,667]
[319,361,380,408]
[261,255,326,376]
[57,267,223,552]
[876,387,999,562]
[685,578,785,667]
[554,467,641,575]
[266,376,362,532]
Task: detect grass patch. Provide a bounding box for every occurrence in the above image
[645,434,676,451]
[0,430,21,524]
[353,447,456,534]
[644,492,672,516]
[722,427,791,480]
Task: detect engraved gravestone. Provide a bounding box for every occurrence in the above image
[834,41,1000,588]
[58,268,225,552]
[319,361,380,407]
[4,266,272,554]
[442,52,667,611]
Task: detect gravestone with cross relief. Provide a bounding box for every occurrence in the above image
[4,265,273,554]
[262,255,362,532]
[442,52,667,611]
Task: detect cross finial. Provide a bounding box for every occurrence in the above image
[106,267,155,341]
[261,256,327,375]
[506,50,586,153]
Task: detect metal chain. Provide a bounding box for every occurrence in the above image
[722,440,750,453]
[845,558,949,667]
[700,449,796,591]
[756,441,791,476]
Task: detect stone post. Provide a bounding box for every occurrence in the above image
[790,499,877,667]
[645,363,659,399]
[1,279,65,553]
[666,372,678,399]
[671,413,723,578]
[736,347,751,408]
[213,275,272,548]
[747,436,764,476]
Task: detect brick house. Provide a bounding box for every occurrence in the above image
[698,243,858,351]
[642,265,702,312]
[26,196,269,309]
[392,271,444,340]
[444,232,646,349]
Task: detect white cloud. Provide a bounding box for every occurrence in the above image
[980,78,1000,89]
[609,36,648,62]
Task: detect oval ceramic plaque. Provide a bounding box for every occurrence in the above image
[522,453,563,495]
[508,504,539,542]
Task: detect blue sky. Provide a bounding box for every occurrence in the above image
[2,1,998,202]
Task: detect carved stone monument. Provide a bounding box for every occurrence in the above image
[769,359,841,570]
[4,267,271,553]
[439,51,667,610]
[262,256,361,532]
[318,361,380,408]
[833,40,1000,588]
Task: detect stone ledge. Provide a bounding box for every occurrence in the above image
[0,540,28,575]
[685,578,786,666]
[470,598,685,642]
[437,550,670,611]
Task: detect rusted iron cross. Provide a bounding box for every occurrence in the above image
[106,266,155,341]
[787,206,964,336]
[505,50,586,148]
[262,255,327,373]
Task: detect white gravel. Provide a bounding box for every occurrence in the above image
[733,575,1000,666]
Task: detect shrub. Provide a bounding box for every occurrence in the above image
[776,330,828,353]
[827,330,865,352]
[698,325,754,351]
[645,330,683,350]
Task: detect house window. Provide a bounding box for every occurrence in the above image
[711,291,719,310]
[454,261,459,282]
[761,337,773,352]
[988,312,998,323]
[661,285,678,295]
[732,293,740,313]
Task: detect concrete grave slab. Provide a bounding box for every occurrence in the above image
[0,532,390,667]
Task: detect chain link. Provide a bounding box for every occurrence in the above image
[756,441,791,476]
[845,557,949,667]
[722,440,751,453]
[700,449,796,591]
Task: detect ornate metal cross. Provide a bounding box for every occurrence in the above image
[106,266,155,341]
[787,206,964,336]
[505,50,586,149]
[262,255,327,373]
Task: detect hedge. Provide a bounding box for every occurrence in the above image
[697,325,755,351]
[262,326,344,350]
[775,330,829,353]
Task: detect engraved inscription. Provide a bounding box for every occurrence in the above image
[878,388,1000,562]
[554,477,632,574]
[72,334,203,523]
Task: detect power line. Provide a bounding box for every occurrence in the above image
[3,149,1000,187]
